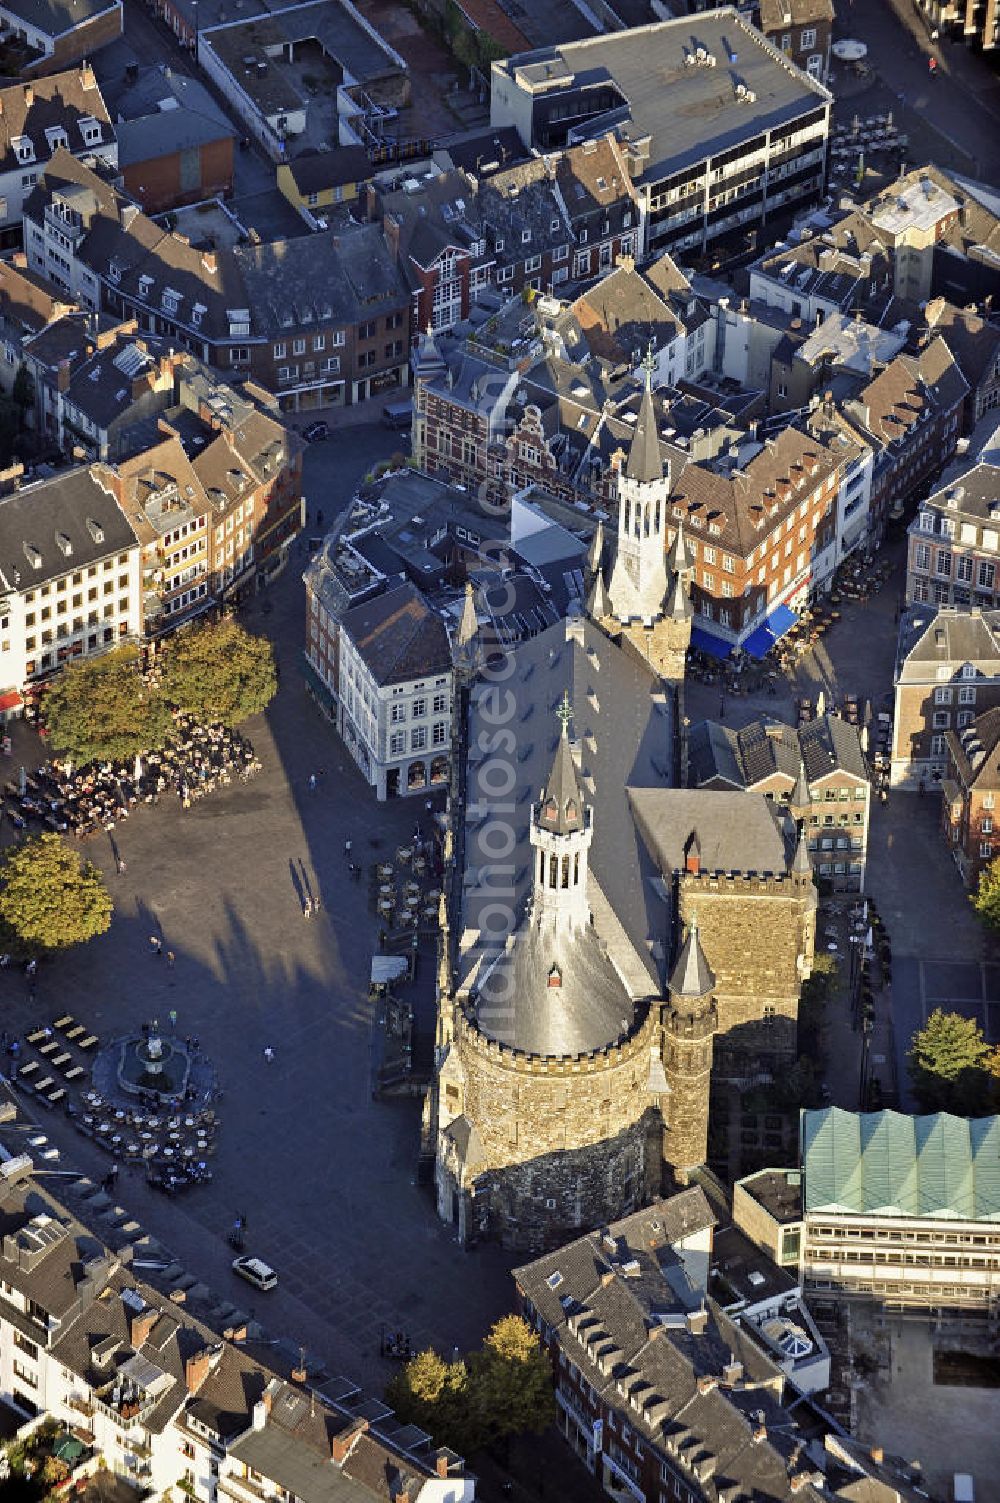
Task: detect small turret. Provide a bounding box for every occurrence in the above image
[792,820,813,880]
[662,918,717,1181]
[790,760,811,812]
[587,518,605,577]
[530,693,592,931]
[586,565,610,622]
[453,581,481,681]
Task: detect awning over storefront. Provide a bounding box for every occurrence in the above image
[742,604,798,660]
[0,692,22,712]
[690,626,732,661]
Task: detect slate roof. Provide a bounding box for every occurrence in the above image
[946,706,1000,791]
[0,465,137,591]
[802,1107,1000,1222]
[570,257,687,366]
[286,145,371,195]
[0,66,114,174]
[628,788,794,875]
[688,714,866,790]
[667,424,842,559]
[62,333,161,431]
[497,8,830,186]
[625,374,663,484]
[513,1188,825,1502]
[116,77,234,166]
[922,298,1000,398]
[668,922,714,1000]
[0,256,75,335]
[473,908,640,1056]
[340,581,452,687]
[896,605,1000,681]
[555,134,637,237]
[0,0,118,41]
[847,336,968,447]
[461,613,672,996]
[438,123,527,176]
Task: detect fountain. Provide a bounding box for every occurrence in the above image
[117,1025,193,1100]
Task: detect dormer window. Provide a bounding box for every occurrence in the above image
[138,274,154,298]
[107,261,121,285]
[13,137,34,165]
[44,126,68,153]
[85,518,104,544]
[78,117,101,146]
[191,302,206,327]
[161,286,180,314]
[23,542,42,570]
[55,532,72,558]
[522,229,531,244]
[550,218,559,233]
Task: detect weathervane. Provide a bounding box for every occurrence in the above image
[556,690,573,738]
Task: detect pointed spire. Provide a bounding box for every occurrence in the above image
[538,692,584,835]
[791,759,810,809]
[586,565,610,620]
[624,350,663,485]
[666,514,694,576]
[587,518,605,576]
[668,919,715,1000]
[793,821,812,877]
[457,580,478,647]
[664,568,691,622]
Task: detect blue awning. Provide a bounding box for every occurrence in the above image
[690,625,732,661]
[742,604,799,660]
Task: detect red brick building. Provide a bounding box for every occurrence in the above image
[667,424,844,651]
[942,706,1000,888]
[116,72,235,215]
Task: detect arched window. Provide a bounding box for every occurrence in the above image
[573,851,580,885]
[539,848,545,883]
[564,799,578,825]
[549,854,558,888]
[561,855,569,888]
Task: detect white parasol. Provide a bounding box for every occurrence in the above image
[833,39,868,62]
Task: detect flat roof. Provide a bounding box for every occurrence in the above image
[497,6,830,185]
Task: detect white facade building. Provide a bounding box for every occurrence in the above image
[337,580,454,800]
[0,467,140,707]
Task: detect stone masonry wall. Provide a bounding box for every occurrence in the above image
[679,877,814,1068]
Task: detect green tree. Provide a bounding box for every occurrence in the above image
[972,855,1000,932]
[43,647,173,765]
[468,1315,555,1451]
[0,834,112,952]
[385,1348,478,1453]
[908,1008,994,1113]
[161,619,276,727]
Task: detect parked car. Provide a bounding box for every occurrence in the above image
[232,1254,278,1291]
[382,400,412,431]
[303,421,329,443]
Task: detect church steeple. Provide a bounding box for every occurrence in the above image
[453,580,481,680]
[587,518,605,577]
[586,565,610,621]
[625,350,663,485]
[530,693,593,931]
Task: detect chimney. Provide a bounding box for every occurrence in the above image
[789,1476,810,1494]
[685,1307,708,1336]
[696,1375,717,1395]
[23,84,33,108]
[753,1420,767,1444]
[80,62,96,89]
[722,1357,743,1385]
[184,1347,212,1394]
[56,358,71,393]
[202,250,217,275]
[684,829,701,874]
[128,1304,159,1349]
[775,477,792,503]
[331,1418,368,1466]
[11,251,26,269]
[252,1394,272,1430]
[870,1446,884,1465]
[434,1451,450,1480]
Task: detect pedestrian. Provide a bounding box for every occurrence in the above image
[425,799,432,813]
[117,857,127,876]
[309,773,317,792]
[150,935,163,956]
[168,1008,178,1029]
[304,897,313,918]
[344,838,352,856]
[263,1045,275,1063]
[166,953,175,969]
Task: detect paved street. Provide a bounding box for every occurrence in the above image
[830,0,1000,182]
[0,423,515,1391]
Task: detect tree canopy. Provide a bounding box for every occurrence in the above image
[0,834,112,952]
[160,619,277,727]
[385,1317,553,1458]
[907,1008,997,1114]
[43,647,173,765]
[972,856,1000,933]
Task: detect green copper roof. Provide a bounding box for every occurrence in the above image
[802,1107,1000,1222]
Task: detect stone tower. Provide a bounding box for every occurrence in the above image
[529,692,593,934]
[599,358,692,684]
[662,919,717,1181]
